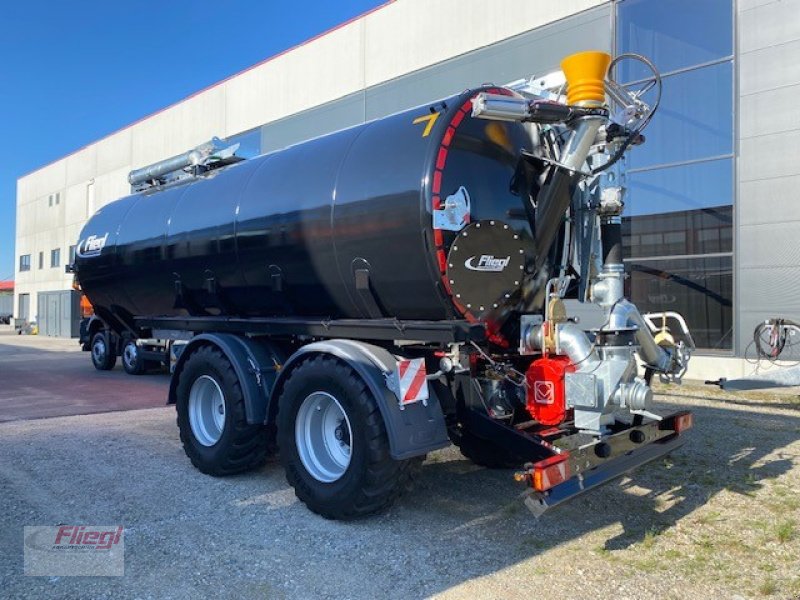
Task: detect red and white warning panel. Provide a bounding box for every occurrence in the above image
[387,358,429,407]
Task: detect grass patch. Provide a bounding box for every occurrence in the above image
[695,510,722,526]
[642,527,660,549]
[775,519,796,543]
[758,577,777,596]
[593,545,611,557]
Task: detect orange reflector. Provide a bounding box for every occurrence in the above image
[532,453,571,492]
[674,412,693,434]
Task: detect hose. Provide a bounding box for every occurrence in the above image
[591,53,662,175]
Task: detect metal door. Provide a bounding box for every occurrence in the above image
[18,293,29,322]
[46,294,59,336]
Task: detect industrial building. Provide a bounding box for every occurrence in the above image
[13,0,796,379]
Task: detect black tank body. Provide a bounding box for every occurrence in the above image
[75,88,539,335]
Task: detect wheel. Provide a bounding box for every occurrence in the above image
[277,355,415,519]
[90,332,117,371]
[122,340,145,375]
[175,345,268,476]
[450,428,523,469]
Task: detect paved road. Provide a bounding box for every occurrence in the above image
[0,329,169,422]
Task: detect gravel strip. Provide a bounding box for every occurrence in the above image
[1,384,798,599]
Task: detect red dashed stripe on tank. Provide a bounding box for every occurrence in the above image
[431,88,513,345]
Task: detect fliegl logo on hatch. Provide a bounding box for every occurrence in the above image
[464,254,510,272]
[76,233,109,258]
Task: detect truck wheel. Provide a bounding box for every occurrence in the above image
[450,428,522,469]
[277,355,412,519]
[122,340,145,375]
[90,332,117,371]
[175,345,268,476]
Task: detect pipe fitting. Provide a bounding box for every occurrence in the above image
[607,300,673,372]
[615,377,652,411]
[556,322,601,369]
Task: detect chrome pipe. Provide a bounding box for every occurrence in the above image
[556,322,601,370]
[559,116,604,171]
[608,300,673,372]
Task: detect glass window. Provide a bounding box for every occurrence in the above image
[50,248,61,268]
[617,0,733,81]
[69,245,77,264]
[624,205,732,258]
[625,255,732,349]
[624,62,733,169]
[38,252,44,269]
[19,254,31,272]
[624,158,732,216]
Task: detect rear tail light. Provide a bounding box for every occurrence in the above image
[674,412,693,433]
[531,453,571,492]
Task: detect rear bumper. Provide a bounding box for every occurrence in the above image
[522,413,690,517]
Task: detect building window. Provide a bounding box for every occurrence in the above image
[56,192,60,205]
[616,0,734,350]
[616,0,733,81]
[19,255,31,272]
[69,245,77,265]
[51,248,61,268]
[39,251,44,270]
[48,195,53,207]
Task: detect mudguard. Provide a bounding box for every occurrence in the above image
[167,333,284,425]
[272,340,450,460]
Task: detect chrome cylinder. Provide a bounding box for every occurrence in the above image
[608,300,673,372]
[559,116,604,171]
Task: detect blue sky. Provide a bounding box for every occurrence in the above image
[0,0,386,280]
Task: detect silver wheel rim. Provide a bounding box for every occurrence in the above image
[123,343,137,370]
[189,375,226,447]
[295,392,352,483]
[92,337,106,363]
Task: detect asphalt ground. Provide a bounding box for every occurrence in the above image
[0,327,169,422]
[1,328,798,598]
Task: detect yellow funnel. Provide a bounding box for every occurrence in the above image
[560,50,611,106]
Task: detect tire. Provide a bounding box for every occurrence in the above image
[122,340,145,375]
[277,355,415,519]
[175,345,269,476]
[90,332,117,371]
[450,428,523,469]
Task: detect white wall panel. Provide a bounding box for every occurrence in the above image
[95,128,132,175]
[224,19,365,136]
[363,0,606,87]
[131,85,226,170]
[63,146,95,188]
[739,0,800,53]
[64,183,89,226]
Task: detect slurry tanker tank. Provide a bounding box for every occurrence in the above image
[74,51,697,521]
[75,86,554,343]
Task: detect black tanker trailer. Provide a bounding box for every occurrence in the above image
[74,51,695,518]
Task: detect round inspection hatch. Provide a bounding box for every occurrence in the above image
[445,220,526,318]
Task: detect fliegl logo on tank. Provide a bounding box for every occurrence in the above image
[76,233,109,258]
[464,254,510,272]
